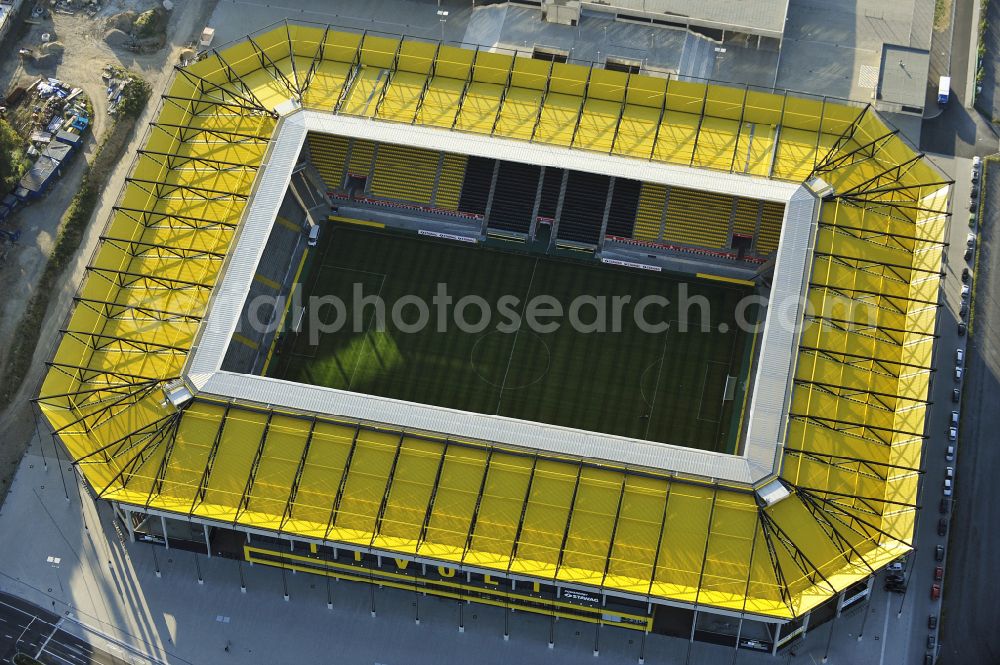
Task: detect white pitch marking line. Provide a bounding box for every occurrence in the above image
[494,258,539,414]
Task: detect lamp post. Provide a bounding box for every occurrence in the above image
[437,10,448,42]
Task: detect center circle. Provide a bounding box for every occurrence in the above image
[470,329,551,390]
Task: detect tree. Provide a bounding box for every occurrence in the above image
[0,117,25,192]
[119,77,151,118]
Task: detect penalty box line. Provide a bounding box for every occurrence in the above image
[289,264,388,361]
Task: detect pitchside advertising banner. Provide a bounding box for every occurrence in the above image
[418,229,477,243]
[600,257,662,272]
[243,543,650,628]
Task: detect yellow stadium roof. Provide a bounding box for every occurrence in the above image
[39,21,949,620]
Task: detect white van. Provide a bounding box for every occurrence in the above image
[307,224,320,247]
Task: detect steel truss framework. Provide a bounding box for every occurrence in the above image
[38,21,949,623]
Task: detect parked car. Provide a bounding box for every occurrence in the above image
[969,198,977,212]
[929,614,938,629]
[958,322,967,336]
[952,388,960,403]
[934,565,944,581]
[928,634,937,650]
[935,545,945,561]
[887,560,905,572]
[961,302,969,317]
[950,411,959,426]
[955,367,963,382]
[962,267,972,282]
[956,348,964,364]
[885,573,907,593]
[974,155,982,171]
[931,583,941,600]
[968,232,977,248]
[948,427,957,441]
[961,284,971,299]
[940,497,951,513]
[937,518,948,537]
[965,247,974,261]
[945,445,955,462]
[943,478,953,496]
[945,466,954,480]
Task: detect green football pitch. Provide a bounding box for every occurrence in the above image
[267,225,755,453]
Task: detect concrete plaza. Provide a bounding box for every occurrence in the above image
[0,424,934,665]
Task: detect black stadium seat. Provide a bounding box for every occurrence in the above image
[488,162,541,233]
[557,170,610,245]
[458,155,495,216]
[604,178,641,239]
[537,167,564,220]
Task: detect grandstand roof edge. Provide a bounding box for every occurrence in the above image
[181,109,808,484]
[300,112,798,202]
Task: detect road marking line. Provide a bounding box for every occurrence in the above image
[276,215,300,232]
[253,273,281,290]
[878,592,891,665]
[330,215,384,228]
[232,333,259,350]
[35,617,63,660]
[695,272,755,286]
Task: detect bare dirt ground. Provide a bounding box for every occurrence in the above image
[0,0,218,501]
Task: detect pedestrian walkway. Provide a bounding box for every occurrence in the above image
[0,428,916,665]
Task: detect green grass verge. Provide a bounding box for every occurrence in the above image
[935,0,954,31]
[0,75,151,408]
[268,226,753,453]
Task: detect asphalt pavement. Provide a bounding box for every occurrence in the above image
[936,160,1000,665]
[920,7,1000,662]
[0,592,128,665]
[922,0,1000,157]
[851,153,971,665]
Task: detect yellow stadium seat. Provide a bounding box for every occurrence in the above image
[662,187,732,249]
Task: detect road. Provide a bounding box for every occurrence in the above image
[0,592,129,665]
[935,160,1000,665]
[850,153,971,665]
[921,0,1000,156]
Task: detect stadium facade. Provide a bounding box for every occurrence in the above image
[38,21,949,656]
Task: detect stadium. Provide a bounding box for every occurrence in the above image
[38,21,948,656]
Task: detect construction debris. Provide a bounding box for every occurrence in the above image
[102,65,143,116]
[1,75,92,206]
